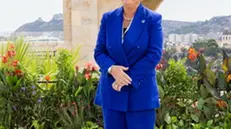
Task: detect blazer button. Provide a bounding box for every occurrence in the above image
[137,46,140,48]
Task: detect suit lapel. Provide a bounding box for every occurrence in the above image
[109,7,129,66]
[123,4,146,54]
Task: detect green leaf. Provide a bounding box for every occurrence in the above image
[176,101,185,107]
[197,98,204,110]
[164,113,171,124]
[203,78,220,99]
[75,87,83,97]
[203,106,212,119]
[198,55,206,74]
[179,120,184,126]
[0,82,8,93]
[171,116,177,123]
[200,85,208,98]
[13,78,22,91]
[172,124,178,129]
[158,85,165,99]
[191,114,199,123]
[204,97,217,105]
[0,71,7,85]
[207,120,213,127]
[191,123,201,129]
[204,69,216,86]
[217,71,226,90]
[207,59,215,69]
[6,76,13,87]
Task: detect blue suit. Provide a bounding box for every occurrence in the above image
[94,3,163,129]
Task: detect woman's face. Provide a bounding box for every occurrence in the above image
[121,0,141,6]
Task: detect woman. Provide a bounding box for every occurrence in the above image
[94,0,163,129]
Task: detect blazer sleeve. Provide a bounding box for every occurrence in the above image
[131,14,163,72]
[94,13,116,74]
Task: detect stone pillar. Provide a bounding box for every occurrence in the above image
[97,0,122,26]
[63,0,164,65]
[63,0,72,50]
[142,0,164,11]
[70,0,99,66]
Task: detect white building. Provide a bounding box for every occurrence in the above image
[175,34,184,43]
[219,30,231,48]
[168,34,176,43]
[168,33,198,44]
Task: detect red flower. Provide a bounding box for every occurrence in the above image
[188,53,198,62]
[92,65,98,71]
[85,62,92,71]
[7,51,12,57]
[6,50,16,58]
[187,47,199,61]
[15,69,22,76]
[188,48,196,54]
[75,65,79,71]
[216,100,228,108]
[2,56,8,63]
[12,60,19,67]
[84,73,91,80]
[156,63,163,70]
[11,51,16,56]
[45,75,51,81]
[9,43,15,49]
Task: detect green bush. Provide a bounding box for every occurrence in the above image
[0,39,102,129]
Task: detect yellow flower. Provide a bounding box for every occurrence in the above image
[227,74,231,82]
[222,58,228,72]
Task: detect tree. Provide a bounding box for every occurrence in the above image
[193,39,220,57]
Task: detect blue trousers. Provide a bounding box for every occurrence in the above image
[102,108,156,129]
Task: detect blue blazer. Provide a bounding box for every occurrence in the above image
[94,3,163,112]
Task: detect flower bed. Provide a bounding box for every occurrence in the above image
[0,39,231,129]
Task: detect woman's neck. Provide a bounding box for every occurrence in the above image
[123,2,140,19]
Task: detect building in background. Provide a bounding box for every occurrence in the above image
[168,33,199,44]
[218,30,231,48]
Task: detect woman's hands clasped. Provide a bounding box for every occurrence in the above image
[109,65,132,92]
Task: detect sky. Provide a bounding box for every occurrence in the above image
[157,0,231,22]
[0,0,230,32]
[0,0,63,32]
